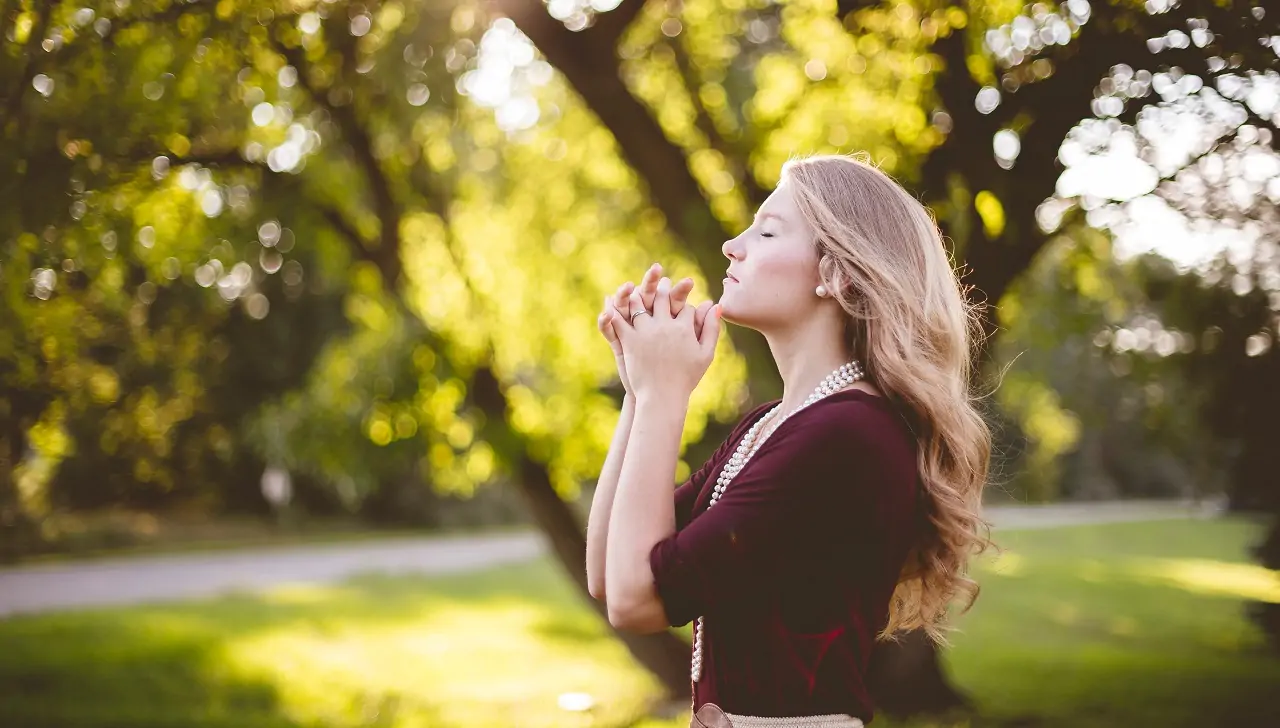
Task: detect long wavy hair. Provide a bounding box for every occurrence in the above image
[783,152,995,647]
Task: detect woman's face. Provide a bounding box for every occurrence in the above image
[718,179,823,330]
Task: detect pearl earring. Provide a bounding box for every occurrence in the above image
[815,285,828,298]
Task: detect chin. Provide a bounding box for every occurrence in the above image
[718,291,758,329]
[717,302,748,328]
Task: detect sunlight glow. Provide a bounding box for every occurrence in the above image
[1129,558,1280,603]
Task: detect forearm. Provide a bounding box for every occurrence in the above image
[586,394,637,599]
[605,395,687,631]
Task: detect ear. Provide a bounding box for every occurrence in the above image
[817,254,837,293]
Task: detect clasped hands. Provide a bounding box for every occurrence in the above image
[596,263,723,403]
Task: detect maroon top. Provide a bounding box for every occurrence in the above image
[649,389,922,723]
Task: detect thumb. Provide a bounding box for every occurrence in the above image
[699,303,723,355]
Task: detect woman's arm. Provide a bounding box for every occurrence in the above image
[586,393,637,600]
[587,267,697,601]
[604,395,689,632]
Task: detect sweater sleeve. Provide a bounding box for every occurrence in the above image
[673,402,775,531]
[649,398,918,627]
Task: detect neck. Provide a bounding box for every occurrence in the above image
[763,310,856,415]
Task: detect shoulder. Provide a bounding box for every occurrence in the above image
[789,391,911,445]
[784,392,921,517]
[766,391,918,480]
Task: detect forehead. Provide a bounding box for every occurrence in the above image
[755,183,800,224]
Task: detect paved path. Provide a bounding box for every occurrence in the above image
[0,531,542,618]
[0,499,1225,618]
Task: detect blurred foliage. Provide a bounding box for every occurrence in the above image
[991,226,1227,503]
[0,0,749,561]
[1,0,1277,560]
[1133,246,1280,646]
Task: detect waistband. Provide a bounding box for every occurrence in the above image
[724,713,864,728]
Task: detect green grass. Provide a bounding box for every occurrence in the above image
[0,517,1276,728]
[889,518,1280,728]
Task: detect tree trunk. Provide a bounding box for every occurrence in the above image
[0,409,43,563]
[468,366,693,698]
[1249,508,1280,653]
[516,451,694,698]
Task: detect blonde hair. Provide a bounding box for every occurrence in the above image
[783,152,995,647]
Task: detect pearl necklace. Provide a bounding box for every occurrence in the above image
[691,359,865,683]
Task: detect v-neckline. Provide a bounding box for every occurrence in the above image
[692,389,888,513]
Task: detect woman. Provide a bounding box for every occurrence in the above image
[586,153,993,727]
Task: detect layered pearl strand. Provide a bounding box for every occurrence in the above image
[691,359,865,683]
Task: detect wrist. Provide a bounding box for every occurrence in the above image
[634,392,691,418]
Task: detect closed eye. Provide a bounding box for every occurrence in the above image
[760,232,774,238]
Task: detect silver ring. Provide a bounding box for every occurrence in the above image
[630,309,651,323]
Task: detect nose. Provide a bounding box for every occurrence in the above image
[722,233,743,262]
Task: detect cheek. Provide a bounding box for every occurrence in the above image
[754,248,816,299]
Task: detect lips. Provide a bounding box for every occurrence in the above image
[725,272,739,282]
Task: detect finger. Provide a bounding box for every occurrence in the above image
[699,303,723,354]
[640,263,662,313]
[599,309,623,354]
[654,276,672,318]
[670,277,694,317]
[613,283,633,319]
[616,292,644,344]
[675,293,696,322]
[692,300,713,338]
[610,306,633,345]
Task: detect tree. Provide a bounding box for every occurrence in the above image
[4,0,1278,715]
[2,0,753,693]
[487,0,1279,715]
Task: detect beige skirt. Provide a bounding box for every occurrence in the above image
[692,703,864,728]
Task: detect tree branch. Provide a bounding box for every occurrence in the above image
[44,0,219,68]
[488,0,730,288]
[268,32,403,287]
[590,0,650,48]
[1,3,49,135]
[668,37,768,210]
[0,0,16,50]
[490,0,788,402]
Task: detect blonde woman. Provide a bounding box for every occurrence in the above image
[587,154,993,727]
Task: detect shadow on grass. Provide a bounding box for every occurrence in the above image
[0,618,302,728]
[0,559,645,728]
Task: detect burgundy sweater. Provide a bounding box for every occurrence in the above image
[649,389,922,723]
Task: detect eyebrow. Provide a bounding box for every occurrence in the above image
[755,212,784,224]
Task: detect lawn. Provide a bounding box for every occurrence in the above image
[0,517,1276,728]
[901,517,1280,728]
